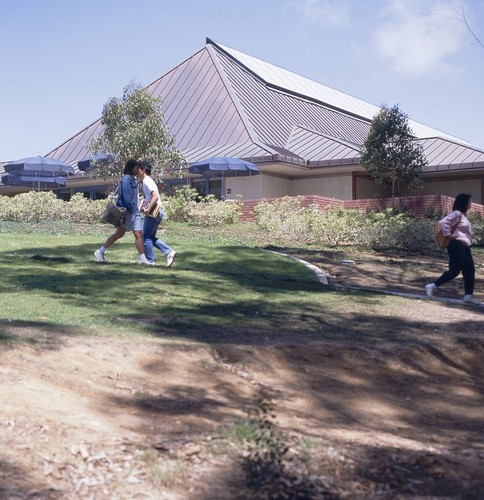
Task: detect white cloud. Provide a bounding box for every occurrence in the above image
[372,0,467,76]
[284,0,350,26]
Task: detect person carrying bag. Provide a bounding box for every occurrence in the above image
[102,184,126,227]
[425,193,481,306]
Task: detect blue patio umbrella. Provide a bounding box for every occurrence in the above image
[77,153,113,172]
[3,156,75,174]
[1,172,67,187]
[188,156,259,176]
[188,156,259,197]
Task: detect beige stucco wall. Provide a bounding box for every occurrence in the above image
[355,176,381,199]
[421,178,482,204]
[355,175,483,204]
[223,170,483,204]
[226,174,293,200]
[225,175,263,200]
[227,172,354,200]
[289,173,354,199]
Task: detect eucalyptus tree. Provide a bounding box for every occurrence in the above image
[89,81,186,181]
[360,104,427,211]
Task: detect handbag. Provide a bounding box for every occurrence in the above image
[102,184,126,227]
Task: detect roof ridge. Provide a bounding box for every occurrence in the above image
[289,125,362,150]
[206,38,467,143]
[206,43,265,149]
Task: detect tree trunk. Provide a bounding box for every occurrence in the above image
[391,176,396,212]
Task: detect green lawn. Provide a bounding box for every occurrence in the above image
[0,221,337,342]
[1,221,480,350]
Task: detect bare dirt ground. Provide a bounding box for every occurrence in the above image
[1,253,483,499]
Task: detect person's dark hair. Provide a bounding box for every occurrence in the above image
[139,161,153,176]
[453,193,471,213]
[124,159,140,175]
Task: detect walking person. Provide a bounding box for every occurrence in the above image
[425,193,481,305]
[94,159,152,265]
[138,161,176,267]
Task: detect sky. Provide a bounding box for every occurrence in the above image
[1,0,483,162]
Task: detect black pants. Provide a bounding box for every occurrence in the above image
[435,240,475,295]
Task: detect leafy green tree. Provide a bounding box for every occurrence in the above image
[360,104,427,210]
[89,81,186,180]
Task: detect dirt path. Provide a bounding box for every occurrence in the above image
[1,248,483,498]
[1,298,483,500]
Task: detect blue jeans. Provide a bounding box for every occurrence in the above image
[142,210,173,262]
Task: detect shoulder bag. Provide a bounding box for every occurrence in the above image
[102,184,126,227]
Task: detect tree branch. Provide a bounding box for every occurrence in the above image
[461,1,484,48]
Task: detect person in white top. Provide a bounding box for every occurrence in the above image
[138,162,176,267]
[425,193,480,305]
[94,159,152,265]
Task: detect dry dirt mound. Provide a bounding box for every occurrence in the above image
[1,322,483,499]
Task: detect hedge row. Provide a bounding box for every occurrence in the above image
[1,191,482,251]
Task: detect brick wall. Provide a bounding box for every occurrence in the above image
[239,194,484,222]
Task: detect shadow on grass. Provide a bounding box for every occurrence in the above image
[0,319,75,349]
[1,242,483,347]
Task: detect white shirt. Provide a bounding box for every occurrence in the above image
[142,175,159,203]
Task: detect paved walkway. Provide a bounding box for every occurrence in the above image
[270,250,484,309]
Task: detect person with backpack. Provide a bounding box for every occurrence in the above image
[425,193,480,305]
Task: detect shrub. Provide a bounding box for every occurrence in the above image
[312,207,367,246]
[362,210,435,252]
[161,185,199,222]
[469,212,484,247]
[255,199,367,247]
[254,199,438,251]
[188,196,241,225]
[254,197,318,243]
[0,191,105,223]
[0,191,64,222]
[63,193,105,223]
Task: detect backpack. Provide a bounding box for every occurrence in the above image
[435,214,462,249]
[435,224,449,249]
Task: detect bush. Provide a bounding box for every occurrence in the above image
[63,193,105,223]
[362,210,435,252]
[0,191,64,222]
[254,199,438,251]
[469,212,484,247]
[254,197,318,243]
[312,207,367,246]
[161,187,241,224]
[0,191,105,223]
[161,185,199,222]
[188,195,241,225]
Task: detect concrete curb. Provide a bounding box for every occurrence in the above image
[264,250,328,284]
[266,250,484,308]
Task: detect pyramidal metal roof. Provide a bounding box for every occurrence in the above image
[212,40,465,144]
[47,38,482,172]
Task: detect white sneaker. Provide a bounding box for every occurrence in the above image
[139,256,154,265]
[425,283,436,297]
[463,295,482,306]
[166,250,176,268]
[94,249,107,263]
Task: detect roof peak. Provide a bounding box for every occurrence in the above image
[206,38,468,144]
